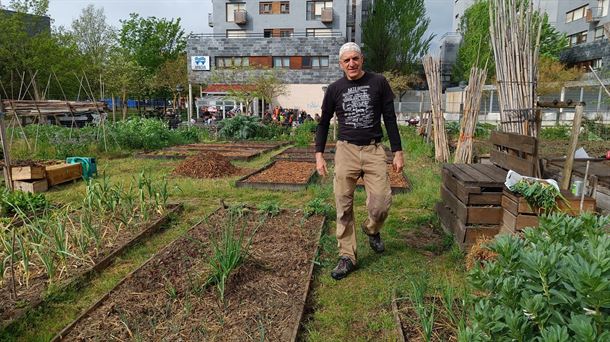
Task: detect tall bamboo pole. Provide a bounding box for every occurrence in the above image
[423,55,450,163]
[454,66,487,164]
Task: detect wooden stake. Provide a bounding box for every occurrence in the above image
[580,160,590,213]
[560,104,584,190]
[0,101,13,191]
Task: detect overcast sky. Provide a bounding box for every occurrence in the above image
[47,0,453,53]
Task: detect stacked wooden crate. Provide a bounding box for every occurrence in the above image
[501,189,596,234]
[12,165,48,193]
[436,164,506,249]
[10,163,83,193]
[436,131,540,250]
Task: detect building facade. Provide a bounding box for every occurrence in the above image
[187,0,372,116]
[556,0,610,72]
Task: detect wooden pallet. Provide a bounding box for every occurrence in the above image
[489,131,538,177]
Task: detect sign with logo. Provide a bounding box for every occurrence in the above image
[191,56,210,71]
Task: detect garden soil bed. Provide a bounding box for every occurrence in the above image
[236,161,317,191]
[54,207,324,341]
[403,224,451,256]
[172,151,242,179]
[394,295,461,342]
[138,149,262,161]
[356,165,411,193]
[0,204,183,329]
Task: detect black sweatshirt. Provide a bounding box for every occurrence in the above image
[315,72,402,153]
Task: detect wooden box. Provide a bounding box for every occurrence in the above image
[442,164,506,206]
[436,203,500,250]
[13,179,48,193]
[441,185,503,225]
[501,189,596,233]
[11,165,46,181]
[45,163,82,186]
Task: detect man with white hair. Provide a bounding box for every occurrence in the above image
[315,42,404,280]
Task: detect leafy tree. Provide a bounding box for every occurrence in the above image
[104,49,146,120]
[382,71,425,101]
[71,5,115,68]
[537,56,582,96]
[252,69,289,107]
[453,0,569,82]
[153,54,188,110]
[362,0,433,74]
[118,13,186,75]
[8,0,48,16]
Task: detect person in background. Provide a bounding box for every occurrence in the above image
[314,42,404,280]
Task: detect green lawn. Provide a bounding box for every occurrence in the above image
[1,128,466,341]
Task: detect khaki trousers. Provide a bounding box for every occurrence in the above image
[333,140,392,264]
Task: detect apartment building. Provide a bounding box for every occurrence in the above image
[187,0,371,115]
[557,0,610,72]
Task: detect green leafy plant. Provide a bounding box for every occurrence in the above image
[204,211,257,305]
[462,213,610,341]
[540,125,571,140]
[293,120,317,147]
[304,197,334,218]
[256,201,280,217]
[0,190,49,217]
[509,179,566,212]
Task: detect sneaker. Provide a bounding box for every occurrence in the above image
[362,225,385,253]
[331,256,355,280]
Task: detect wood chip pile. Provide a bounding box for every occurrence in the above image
[172,151,240,178]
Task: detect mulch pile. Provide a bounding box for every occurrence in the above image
[172,151,240,178]
[465,237,498,270]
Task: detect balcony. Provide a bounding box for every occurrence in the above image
[234,10,247,25]
[321,8,333,23]
[586,7,604,23]
[208,13,213,27]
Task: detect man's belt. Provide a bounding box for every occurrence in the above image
[340,138,381,146]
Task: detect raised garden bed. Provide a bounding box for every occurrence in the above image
[393,293,462,342]
[53,207,325,341]
[137,149,262,161]
[0,203,183,329]
[236,160,318,191]
[356,165,412,194]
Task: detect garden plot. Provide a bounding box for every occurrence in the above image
[236,160,318,191]
[54,207,324,341]
[356,164,411,194]
[273,147,335,162]
[138,148,263,161]
[0,175,179,328]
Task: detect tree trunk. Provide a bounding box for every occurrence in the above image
[122,89,128,120]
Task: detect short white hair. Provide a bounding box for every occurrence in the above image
[339,42,361,58]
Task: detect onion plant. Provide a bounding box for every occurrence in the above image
[410,280,436,342]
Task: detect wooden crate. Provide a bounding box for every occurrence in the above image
[45,163,82,186]
[442,164,506,206]
[489,131,538,177]
[440,185,503,225]
[436,203,500,250]
[13,179,48,193]
[11,165,46,181]
[501,189,596,233]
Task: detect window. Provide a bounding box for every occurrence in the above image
[566,5,588,23]
[226,2,245,22]
[302,56,329,69]
[574,59,603,71]
[216,57,250,68]
[599,0,609,16]
[273,56,290,68]
[306,28,332,37]
[260,2,272,14]
[226,29,247,38]
[568,31,588,46]
[280,1,290,13]
[595,27,606,40]
[306,1,333,20]
[264,29,293,37]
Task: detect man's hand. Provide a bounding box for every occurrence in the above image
[315,152,328,177]
[393,151,404,173]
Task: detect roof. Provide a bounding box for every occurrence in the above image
[203,84,256,94]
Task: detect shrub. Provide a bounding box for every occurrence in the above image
[540,125,570,140]
[217,115,289,140]
[462,213,610,341]
[0,189,49,216]
[293,121,317,147]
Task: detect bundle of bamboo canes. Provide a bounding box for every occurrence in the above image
[422,55,450,163]
[489,0,541,137]
[454,66,487,164]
